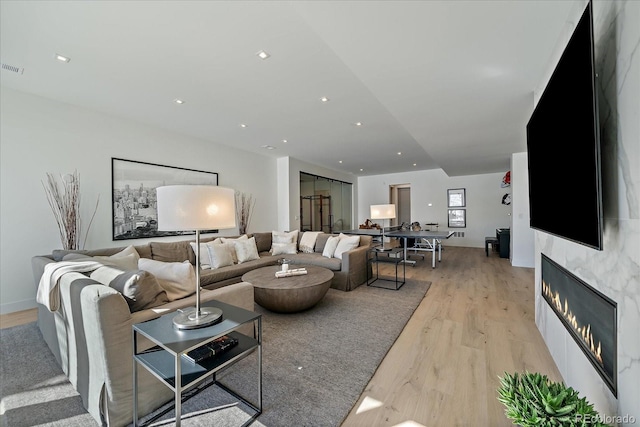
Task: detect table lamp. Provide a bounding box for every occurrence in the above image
[370,204,396,250]
[157,185,236,329]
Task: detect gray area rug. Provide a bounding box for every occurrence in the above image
[1,279,430,427]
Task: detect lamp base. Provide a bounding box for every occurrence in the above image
[173,307,223,330]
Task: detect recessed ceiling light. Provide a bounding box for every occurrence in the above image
[359,168,364,172]
[261,145,276,150]
[354,122,363,126]
[413,163,417,166]
[397,152,402,156]
[174,99,185,104]
[256,50,270,60]
[320,96,330,102]
[339,160,343,164]
[55,54,70,63]
[282,139,288,143]
[240,123,247,128]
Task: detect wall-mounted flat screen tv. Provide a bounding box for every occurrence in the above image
[526,1,603,250]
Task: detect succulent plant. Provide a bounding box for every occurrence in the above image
[497,372,609,426]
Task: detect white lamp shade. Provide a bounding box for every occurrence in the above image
[370,204,396,220]
[156,185,236,231]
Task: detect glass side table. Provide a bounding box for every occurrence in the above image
[367,246,406,290]
[132,300,262,426]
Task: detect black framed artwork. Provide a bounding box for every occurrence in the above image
[111,158,218,240]
[448,209,466,228]
[447,188,466,207]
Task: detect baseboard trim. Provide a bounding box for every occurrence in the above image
[0,298,37,315]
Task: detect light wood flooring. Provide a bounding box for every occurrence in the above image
[341,246,563,427]
[0,246,563,426]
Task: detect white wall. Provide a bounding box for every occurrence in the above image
[511,152,535,267]
[0,88,278,313]
[358,168,510,248]
[535,0,640,422]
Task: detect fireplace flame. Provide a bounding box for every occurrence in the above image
[542,280,603,365]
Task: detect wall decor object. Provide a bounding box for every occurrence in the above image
[447,188,466,207]
[502,193,512,205]
[501,171,511,188]
[448,209,466,228]
[43,170,100,250]
[235,191,256,235]
[112,158,218,240]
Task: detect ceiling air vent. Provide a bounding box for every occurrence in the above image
[1,63,24,74]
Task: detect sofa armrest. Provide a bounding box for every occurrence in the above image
[32,255,55,290]
[341,244,371,290]
[80,284,173,427]
[79,281,255,426]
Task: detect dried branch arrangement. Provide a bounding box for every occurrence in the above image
[42,171,99,250]
[235,191,255,235]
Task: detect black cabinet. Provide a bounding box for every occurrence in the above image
[497,228,510,258]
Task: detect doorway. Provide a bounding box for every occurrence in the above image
[389,184,411,226]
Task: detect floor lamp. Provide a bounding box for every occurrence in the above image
[157,185,236,329]
[370,204,396,251]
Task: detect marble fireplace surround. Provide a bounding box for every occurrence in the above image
[532,0,638,424]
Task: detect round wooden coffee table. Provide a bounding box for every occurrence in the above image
[242,265,334,313]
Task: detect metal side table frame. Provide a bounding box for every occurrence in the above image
[133,300,262,426]
[367,246,406,290]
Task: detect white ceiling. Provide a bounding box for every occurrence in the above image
[0,0,579,177]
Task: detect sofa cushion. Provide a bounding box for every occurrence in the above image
[315,233,330,253]
[199,256,278,288]
[62,253,92,261]
[90,266,168,312]
[288,253,342,271]
[149,241,191,263]
[251,232,272,253]
[138,258,196,301]
[56,246,140,270]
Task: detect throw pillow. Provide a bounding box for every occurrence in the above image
[235,237,260,263]
[322,236,340,259]
[138,258,196,301]
[220,235,248,263]
[220,235,248,243]
[271,242,297,256]
[299,231,321,253]
[272,230,299,244]
[90,265,168,312]
[334,235,360,259]
[206,243,234,269]
[189,242,215,269]
[271,230,299,254]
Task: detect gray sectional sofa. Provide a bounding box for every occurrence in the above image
[31,230,372,426]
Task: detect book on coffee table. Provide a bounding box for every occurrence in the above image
[183,335,239,364]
